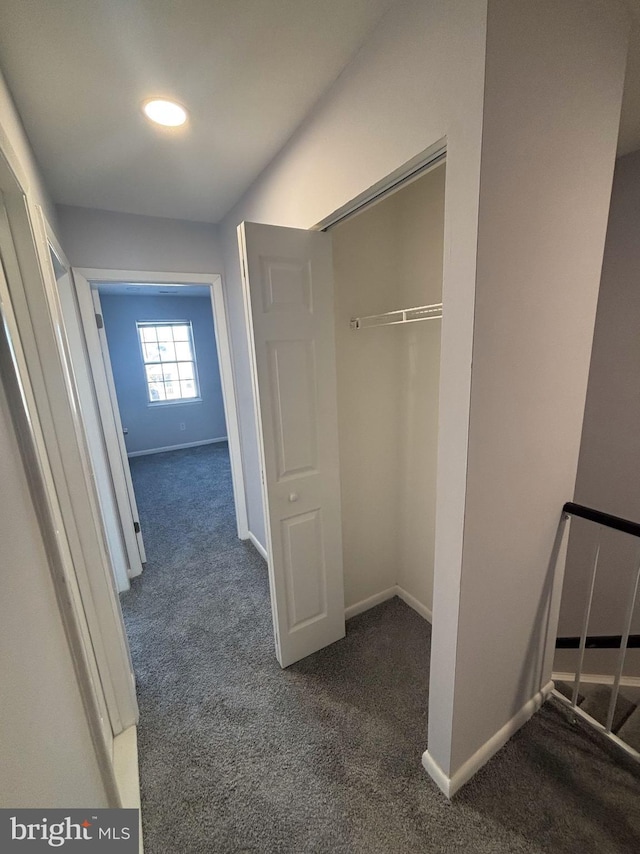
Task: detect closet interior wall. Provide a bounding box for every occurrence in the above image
[332,163,445,617]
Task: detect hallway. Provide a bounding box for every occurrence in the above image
[122,445,640,853]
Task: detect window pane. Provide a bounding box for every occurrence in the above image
[146,365,164,383]
[139,322,197,404]
[165,381,180,399]
[158,341,176,361]
[172,325,190,341]
[175,341,192,361]
[144,342,160,363]
[162,363,180,382]
[180,380,197,398]
[178,362,194,380]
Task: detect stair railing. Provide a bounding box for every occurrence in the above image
[553,502,640,759]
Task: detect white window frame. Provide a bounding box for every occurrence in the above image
[136,320,201,405]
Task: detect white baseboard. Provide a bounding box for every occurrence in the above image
[552,670,640,689]
[420,751,452,798]
[345,585,432,622]
[422,680,554,798]
[127,437,227,458]
[396,585,433,622]
[113,725,143,852]
[344,587,397,619]
[248,531,268,561]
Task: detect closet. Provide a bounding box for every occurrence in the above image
[239,159,446,667]
[331,162,445,622]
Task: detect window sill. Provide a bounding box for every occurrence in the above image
[147,398,203,408]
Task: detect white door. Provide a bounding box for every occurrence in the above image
[91,287,147,565]
[72,269,146,574]
[55,268,131,592]
[238,221,345,667]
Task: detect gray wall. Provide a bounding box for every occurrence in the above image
[219,0,627,783]
[101,293,226,455]
[558,149,640,643]
[0,376,108,807]
[56,204,223,274]
[0,69,57,228]
[442,0,627,774]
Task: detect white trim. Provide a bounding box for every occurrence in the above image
[73,275,146,579]
[209,277,249,539]
[248,531,268,561]
[113,726,141,809]
[344,587,398,620]
[127,436,227,458]
[553,670,640,689]
[422,680,554,798]
[91,289,147,569]
[0,187,124,805]
[113,726,143,852]
[344,586,433,622]
[315,141,446,231]
[420,751,452,798]
[75,268,221,286]
[396,586,433,623]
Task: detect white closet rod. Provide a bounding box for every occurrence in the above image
[350,302,442,330]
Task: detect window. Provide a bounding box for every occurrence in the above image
[137,321,200,403]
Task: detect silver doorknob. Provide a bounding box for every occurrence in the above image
[288,492,299,502]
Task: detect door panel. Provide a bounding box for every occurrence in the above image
[282,509,327,628]
[72,270,146,575]
[91,288,147,565]
[56,269,131,593]
[239,222,345,667]
[268,339,319,478]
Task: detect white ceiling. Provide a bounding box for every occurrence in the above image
[0,0,394,223]
[0,1,639,225]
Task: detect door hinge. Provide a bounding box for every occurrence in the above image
[95,312,104,329]
[133,521,141,534]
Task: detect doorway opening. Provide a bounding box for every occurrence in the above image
[53,268,250,602]
[93,281,234,591]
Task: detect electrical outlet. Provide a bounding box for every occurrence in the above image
[179,422,186,431]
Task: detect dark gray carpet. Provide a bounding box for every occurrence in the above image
[122,444,640,853]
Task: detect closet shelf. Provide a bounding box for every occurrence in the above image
[349,302,442,330]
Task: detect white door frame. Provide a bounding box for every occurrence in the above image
[74,268,249,541]
[238,142,448,666]
[0,155,133,805]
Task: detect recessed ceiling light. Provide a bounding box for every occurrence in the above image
[142,98,188,127]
